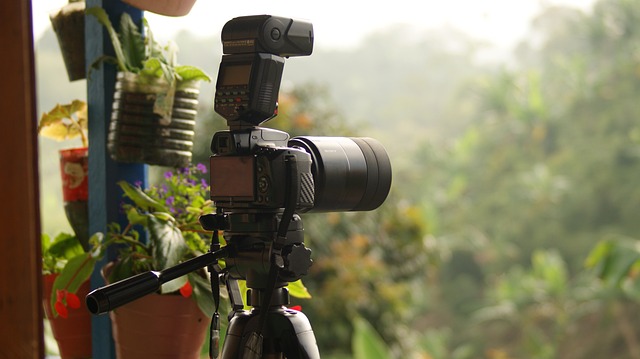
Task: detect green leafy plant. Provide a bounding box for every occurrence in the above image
[86,7,211,120]
[352,315,391,359]
[42,165,214,317]
[585,236,640,295]
[104,164,216,315]
[37,99,88,147]
[42,232,103,318]
[42,232,86,276]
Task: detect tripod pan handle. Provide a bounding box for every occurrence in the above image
[85,271,161,315]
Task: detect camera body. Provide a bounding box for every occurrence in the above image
[210,127,314,211]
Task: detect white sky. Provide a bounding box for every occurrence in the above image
[33,0,595,50]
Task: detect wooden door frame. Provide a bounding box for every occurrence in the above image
[0,0,44,358]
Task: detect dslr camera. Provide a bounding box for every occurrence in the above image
[210,15,392,214]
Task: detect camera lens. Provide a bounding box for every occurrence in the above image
[289,136,392,212]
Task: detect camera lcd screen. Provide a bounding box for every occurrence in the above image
[220,63,252,86]
[210,155,255,198]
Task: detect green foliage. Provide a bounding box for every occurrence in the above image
[586,236,640,297]
[287,279,312,299]
[410,1,640,357]
[37,100,88,147]
[86,7,210,121]
[352,316,390,359]
[43,232,104,317]
[41,232,85,275]
[105,164,215,315]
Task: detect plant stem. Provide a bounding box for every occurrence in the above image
[178,226,212,235]
[114,223,152,255]
[76,122,88,147]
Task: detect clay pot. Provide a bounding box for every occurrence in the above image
[123,0,197,16]
[49,2,86,81]
[42,274,92,359]
[109,292,209,358]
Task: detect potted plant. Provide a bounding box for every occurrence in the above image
[38,100,90,251]
[87,7,211,168]
[45,164,214,357]
[41,232,97,359]
[49,0,86,81]
[102,164,216,358]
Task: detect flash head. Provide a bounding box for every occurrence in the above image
[221,15,314,57]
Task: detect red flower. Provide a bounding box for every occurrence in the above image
[179,281,193,298]
[56,289,66,301]
[55,300,68,318]
[54,289,81,317]
[66,292,81,309]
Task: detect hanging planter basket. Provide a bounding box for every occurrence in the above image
[49,1,86,81]
[123,0,197,16]
[42,274,92,359]
[108,72,200,168]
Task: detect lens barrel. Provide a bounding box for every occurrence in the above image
[289,136,392,212]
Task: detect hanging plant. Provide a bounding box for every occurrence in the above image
[87,7,210,122]
[87,8,211,167]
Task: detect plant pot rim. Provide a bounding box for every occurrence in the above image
[117,71,201,93]
[123,0,197,17]
[49,1,85,18]
[59,146,88,153]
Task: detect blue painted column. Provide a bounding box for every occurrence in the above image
[85,1,146,358]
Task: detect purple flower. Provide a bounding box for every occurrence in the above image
[160,184,168,194]
[164,171,173,179]
[201,178,208,187]
[196,163,207,174]
[187,179,197,186]
[134,180,142,187]
[165,196,175,207]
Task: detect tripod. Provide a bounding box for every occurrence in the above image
[87,201,321,359]
[201,192,320,359]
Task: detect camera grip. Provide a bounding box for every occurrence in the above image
[85,271,161,315]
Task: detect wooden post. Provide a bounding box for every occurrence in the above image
[0,0,44,358]
[85,1,146,358]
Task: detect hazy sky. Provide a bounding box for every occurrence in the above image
[33,0,595,50]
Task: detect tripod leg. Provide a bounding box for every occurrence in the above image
[277,308,320,359]
[220,308,320,359]
[220,311,251,359]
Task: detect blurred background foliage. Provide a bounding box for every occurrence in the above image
[36,0,640,357]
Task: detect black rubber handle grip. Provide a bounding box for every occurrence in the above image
[86,271,161,315]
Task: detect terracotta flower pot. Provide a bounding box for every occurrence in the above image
[123,0,197,16]
[49,2,86,81]
[42,274,92,359]
[60,147,89,250]
[109,292,209,358]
